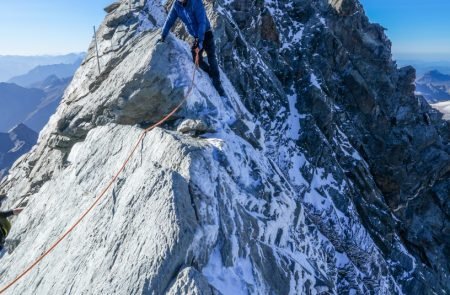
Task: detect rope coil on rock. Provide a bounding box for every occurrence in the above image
[0,50,200,294]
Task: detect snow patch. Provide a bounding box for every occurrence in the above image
[203,248,257,295]
[310,73,321,89]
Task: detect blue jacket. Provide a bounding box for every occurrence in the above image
[161,0,211,48]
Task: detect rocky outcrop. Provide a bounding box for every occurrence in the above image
[177,119,213,135]
[210,0,450,292]
[0,0,448,294]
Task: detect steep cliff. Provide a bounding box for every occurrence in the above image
[0,0,448,294]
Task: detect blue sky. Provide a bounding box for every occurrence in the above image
[0,0,449,60]
[359,0,450,60]
[0,1,111,55]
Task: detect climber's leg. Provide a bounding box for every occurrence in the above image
[191,42,209,74]
[203,31,226,97]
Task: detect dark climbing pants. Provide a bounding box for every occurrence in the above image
[191,31,225,96]
[0,230,5,252]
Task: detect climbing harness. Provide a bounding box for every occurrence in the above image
[0,50,200,294]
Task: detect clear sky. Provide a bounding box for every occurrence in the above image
[0,0,449,60]
[359,0,450,60]
[0,1,111,55]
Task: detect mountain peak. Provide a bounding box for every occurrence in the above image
[9,123,34,135]
[0,0,448,294]
[8,123,38,145]
[416,69,450,103]
[420,69,450,82]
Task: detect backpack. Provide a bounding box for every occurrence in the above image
[0,217,11,239]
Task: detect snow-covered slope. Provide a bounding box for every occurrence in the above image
[0,0,448,294]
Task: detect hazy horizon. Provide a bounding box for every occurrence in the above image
[360,0,450,61]
[0,52,85,58]
[0,0,449,62]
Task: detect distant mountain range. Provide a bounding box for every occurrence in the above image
[8,59,82,87]
[24,75,72,131]
[0,53,84,82]
[413,69,450,121]
[0,123,37,180]
[415,70,450,103]
[0,77,71,133]
[0,83,46,132]
[0,58,79,133]
[0,55,82,180]
[418,70,450,84]
[397,59,450,77]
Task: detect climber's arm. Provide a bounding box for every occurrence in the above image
[0,211,14,218]
[0,208,24,218]
[161,4,179,41]
[194,0,207,49]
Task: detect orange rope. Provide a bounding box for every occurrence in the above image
[0,51,200,294]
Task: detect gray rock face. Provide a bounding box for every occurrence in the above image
[104,2,121,13]
[0,0,448,294]
[210,0,450,293]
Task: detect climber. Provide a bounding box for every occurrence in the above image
[0,197,24,252]
[158,0,226,97]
